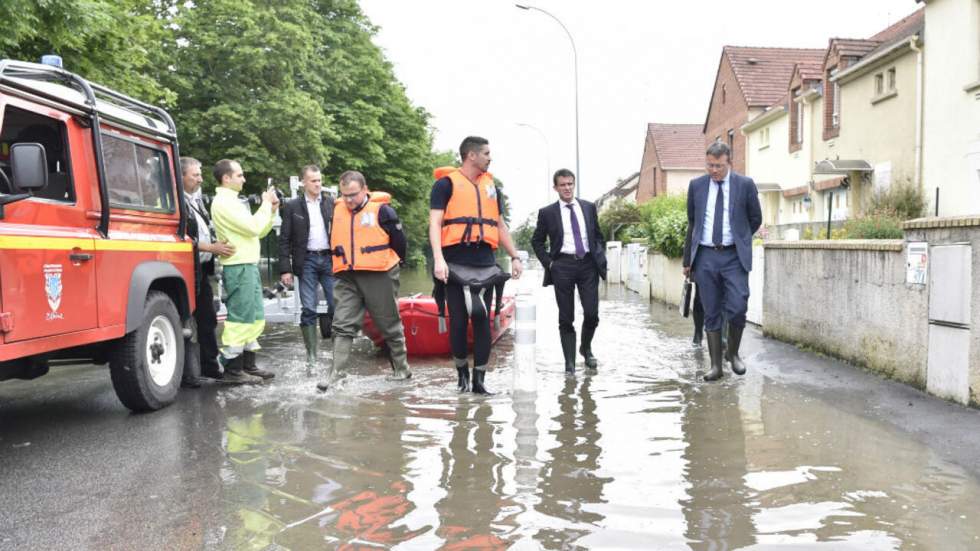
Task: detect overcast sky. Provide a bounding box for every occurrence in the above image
[359,0,921,225]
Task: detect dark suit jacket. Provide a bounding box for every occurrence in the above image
[531,199,607,286]
[682,172,762,273]
[278,193,335,276]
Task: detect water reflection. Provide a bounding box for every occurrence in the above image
[535,376,612,549]
[681,383,756,550]
[434,403,511,549]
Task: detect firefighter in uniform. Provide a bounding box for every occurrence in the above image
[429,136,523,395]
[210,159,278,383]
[316,170,411,392]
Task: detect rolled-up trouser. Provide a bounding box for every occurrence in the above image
[220,263,265,359]
[331,266,408,373]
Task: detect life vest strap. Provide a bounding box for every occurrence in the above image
[360,243,392,254]
[443,216,498,244]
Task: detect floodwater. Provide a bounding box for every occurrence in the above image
[2,266,980,550]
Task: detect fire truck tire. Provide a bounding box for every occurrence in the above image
[109,291,183,412]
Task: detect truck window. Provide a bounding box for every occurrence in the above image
[102,132,175,212]
[0,105,75,202]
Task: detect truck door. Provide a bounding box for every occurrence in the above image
[0,101,98,341]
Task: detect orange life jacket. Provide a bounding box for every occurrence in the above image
[432,166,456,180]
[331,192,400,273]
[440,169,500,249]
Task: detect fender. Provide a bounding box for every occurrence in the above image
[125,261,191,333]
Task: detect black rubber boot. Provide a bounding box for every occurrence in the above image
[579,325,598,370]
[243,351,275,380]
[471,366,493,395]
[560,331,577,375]
[704,331,724,382]
[726,323,747,375]
[455,358,471,392]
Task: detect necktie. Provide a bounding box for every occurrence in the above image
[567,203,586,259]
[712,181,724,247]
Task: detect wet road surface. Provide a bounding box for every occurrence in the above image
[2,268,980,550]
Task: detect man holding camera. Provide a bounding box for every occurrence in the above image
[210,159,279,383]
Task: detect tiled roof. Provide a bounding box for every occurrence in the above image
[827,8,925,65]
[869,7,924,47]
[797,61,825,82]
[647,123,704,169]
[828,39,880,59]
[724,46,826,106]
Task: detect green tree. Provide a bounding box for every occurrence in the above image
[0,0,175,103]
[598,199,644,242]
[160,0,434,203]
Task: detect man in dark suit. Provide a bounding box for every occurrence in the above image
[181,157,236,386]
[278,164,335,371]
[532,169,607,375]
[682,142,762,381]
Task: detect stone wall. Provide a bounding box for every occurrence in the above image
[763,240,930,389]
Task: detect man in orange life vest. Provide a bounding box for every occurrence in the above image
[316,170,410,392]
[429,136,523,395]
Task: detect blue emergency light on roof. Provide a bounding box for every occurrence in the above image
[40,55,63,69]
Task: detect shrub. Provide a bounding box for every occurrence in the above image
[867,180,927,221]
[598,199,643,242]
[844,212,904,239]
[640,194,688,258]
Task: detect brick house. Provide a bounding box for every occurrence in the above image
[636,123,704,201]
[704,46,825,174]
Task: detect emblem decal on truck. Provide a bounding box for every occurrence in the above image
[43,264,64,320]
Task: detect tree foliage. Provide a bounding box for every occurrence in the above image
[1,0,447,266]
[598,199,644,242]
[0,0,174,103]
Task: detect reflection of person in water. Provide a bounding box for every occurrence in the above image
[319,397,429,547]
[680,384,756,549]
[435,403,511,550]
[534,377,612,548]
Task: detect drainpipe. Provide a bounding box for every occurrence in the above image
[910,36,924,194]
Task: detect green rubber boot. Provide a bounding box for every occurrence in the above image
[301,324,318,373]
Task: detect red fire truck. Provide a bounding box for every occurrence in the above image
[0,59,196,411]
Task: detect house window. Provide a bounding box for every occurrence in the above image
[727,129,735,158]
[760,127,770,149]
[875,73,884,95]
[796,97,804,144]
[887,67,896,91]
[722,84,727,104]
[831,81,840,128]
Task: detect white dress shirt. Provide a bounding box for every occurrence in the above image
[700,171,733,247]
[305,194,330,251]
[185,191,213,263]
[559,199,590,255]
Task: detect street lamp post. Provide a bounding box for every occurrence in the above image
[515,3,580,199]
[516,122,551,201]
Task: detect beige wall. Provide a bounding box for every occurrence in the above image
[921,0,980,216]
[665,169,702,195]
[820,52,919,175]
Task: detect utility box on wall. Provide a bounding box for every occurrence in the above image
[926,244,972,404]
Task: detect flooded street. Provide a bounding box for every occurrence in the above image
[2,266,980,550]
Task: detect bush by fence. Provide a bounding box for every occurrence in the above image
[640,194,688,258]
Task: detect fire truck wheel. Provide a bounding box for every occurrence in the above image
[109,291,183,412]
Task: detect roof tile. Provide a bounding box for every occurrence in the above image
[724,46,826,106]
[647,123,705,169]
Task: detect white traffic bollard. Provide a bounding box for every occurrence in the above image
[512,287,537,393]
